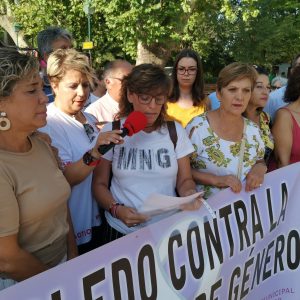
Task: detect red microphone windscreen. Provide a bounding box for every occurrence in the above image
[123,111,147,136]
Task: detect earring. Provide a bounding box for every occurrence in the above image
[0,112,11,131]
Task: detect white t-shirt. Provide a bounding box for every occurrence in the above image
[186,113,265,198]
[101,119,194,234]
[85,92,119,122]
[40,103,101,245]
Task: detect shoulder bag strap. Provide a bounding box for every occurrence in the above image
[112,119,121,130]
[166,121,177,149]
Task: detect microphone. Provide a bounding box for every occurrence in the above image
[98,111,147,155]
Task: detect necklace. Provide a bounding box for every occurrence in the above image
[71,111,86,124]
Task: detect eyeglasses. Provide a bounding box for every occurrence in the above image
[255,84,271,93]
[177,67,197,75]
[83,123,96,142]
[137,94,166,105]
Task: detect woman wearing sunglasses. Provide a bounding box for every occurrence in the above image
[41,49,123,254]
[166,49,209,128]
[92,64,202,242]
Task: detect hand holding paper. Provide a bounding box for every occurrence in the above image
[138,191,204,217]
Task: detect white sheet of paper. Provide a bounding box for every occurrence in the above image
[138,192,203,217]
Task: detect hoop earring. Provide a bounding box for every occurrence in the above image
[0,112,11,131]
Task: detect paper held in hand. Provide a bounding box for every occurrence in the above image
[138,192,204,217]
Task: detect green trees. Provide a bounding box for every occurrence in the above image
[92,0,187,65]
[0,0,29,48]
[0,0,299,75]
[227,0,300,66]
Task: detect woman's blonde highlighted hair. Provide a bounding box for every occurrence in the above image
[47,48,96,88]
[0,48,39,98]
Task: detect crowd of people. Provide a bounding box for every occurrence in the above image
[1,26,300,290]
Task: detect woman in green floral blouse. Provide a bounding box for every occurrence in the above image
[243,66,274,164]
[186,63,267,198]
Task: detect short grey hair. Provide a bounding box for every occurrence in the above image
[103,59,132,79]
[37,27,72,58]
[0,48,39,98]
[271,76,287,87]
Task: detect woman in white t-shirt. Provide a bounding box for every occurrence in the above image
[42,49,123,254]
[92,64,202,241]
[186,62,267,199]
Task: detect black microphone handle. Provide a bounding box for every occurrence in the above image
[98,127,129,155]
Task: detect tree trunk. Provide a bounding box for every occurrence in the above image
[0,15,29,48]
[136,41,171,66]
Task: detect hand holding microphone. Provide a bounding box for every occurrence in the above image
[97,111,147,155]
[90,129,124,159]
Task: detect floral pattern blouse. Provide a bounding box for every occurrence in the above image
[186,113,265,198]
[259,111,274,163]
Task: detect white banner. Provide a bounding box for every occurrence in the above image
[0,163,299,300]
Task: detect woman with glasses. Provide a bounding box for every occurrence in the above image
[166,49,209,128]
[41,49,123,254]
[243,66,274,165]
[92,64,202,242]
[186,63,266,199]
[272,66,300,168]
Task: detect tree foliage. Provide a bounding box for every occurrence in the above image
[0,0,299,76]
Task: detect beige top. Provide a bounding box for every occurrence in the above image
[0,136,71,271]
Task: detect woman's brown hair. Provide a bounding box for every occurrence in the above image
[117,63,171,130]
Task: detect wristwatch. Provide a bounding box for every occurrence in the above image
[82,150,100,166]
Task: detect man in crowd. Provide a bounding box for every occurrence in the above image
[37,27,73,102]
[264,54,300,122]
[85,59,133,123]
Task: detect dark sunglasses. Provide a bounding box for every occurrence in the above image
[271,86,281,90]
[83,123,95,142]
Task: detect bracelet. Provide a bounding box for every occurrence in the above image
[109,202,124,218]
[82,150,101,167]
[255,161,268,172]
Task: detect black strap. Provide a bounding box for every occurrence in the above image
[113,119,177,149]
[112,119,121,130]
[166,121,177,149]
[108,120,121,189]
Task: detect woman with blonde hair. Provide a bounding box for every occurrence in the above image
[41,49,123,254]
